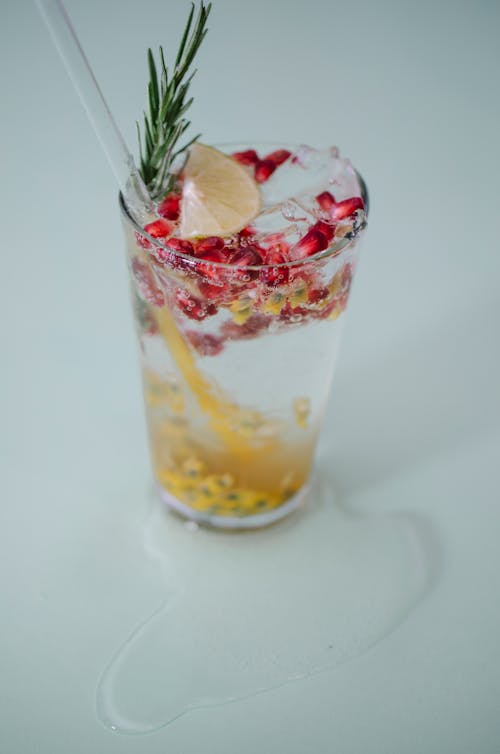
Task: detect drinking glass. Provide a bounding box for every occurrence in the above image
[120,145,368,528]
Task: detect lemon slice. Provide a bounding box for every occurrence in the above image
[179,143,261,238]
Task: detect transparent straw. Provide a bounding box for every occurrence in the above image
[35,0,153,220]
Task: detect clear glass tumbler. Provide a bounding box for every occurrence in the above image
[120,150,368,529]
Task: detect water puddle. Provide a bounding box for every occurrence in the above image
[96,479,437,734]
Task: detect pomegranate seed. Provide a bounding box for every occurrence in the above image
[293,228,329,259]
[152,246,175,265]
[255,159,276,183]
[238,225,256,238]
[175,288,217,321]
[135,231,151,249]
[157,193,181,221]
[149,288,165,309]
[185,331,224,357]
[316,292,349,321]
[145,219,174,238]
[316,191,336,212]
[195,236,225,255]
[312,220,336,242]
[196,248,227,279]
[329,196,364,222]
[315,298,337,320]
[198,280,226,300]
[262,231,286,247]
[230,246,263,267]
[264,149,292,166]
[152,246,193,271]
[131,258,165,307]
[279,302,309,322]
[143,314,158,336]
[131,258,150,283]
[259,251,289,286]
[232,149,259,166]
[260,238,291,265]
[135,219,174,254]
[152,237,195,270]
[166,237,195,256]
[197,248,227,264]
[221,313,270,341]
[308,287,330,305]
[260,266,289,287]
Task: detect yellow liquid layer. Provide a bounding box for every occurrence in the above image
[157,468,299,518]
[147,406,315,518]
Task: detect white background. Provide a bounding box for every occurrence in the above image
[1,0,500,751]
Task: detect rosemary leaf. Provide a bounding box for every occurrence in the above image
[137,2,211,201]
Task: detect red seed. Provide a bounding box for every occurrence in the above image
[259,251,289,286]
[329,196,364,221]
[238,225,256,238]
[185,331,224,357]
[232,149,259,165]
[144,218,174,238]
[316,191,336,211]
[157,193,181,221]
[131,258,165,307]
[221,313,270,341]
[261,231,287,248]
[131,257,149,283]
[152,246,175,265]
[198,280,225,300]
[264,149,292,166]
[255,159,276,183]
[175,288,217,321]
[197,248,227,264]
[230,246,263,267]
[316,292,349,321]
[143,312,158,336]
[166,237,195,256]
[308,287,330,305]
[259,267,289,287]
[194,236,225,255]
[279,302,309,322]
[312,220,336,242]
[293,228,329,259]
[314,298,337,320]
[135,231,152,250]
[259,234,291,265]
[196,248,228,279]
[135,219,174,253]
[152,245,193,271]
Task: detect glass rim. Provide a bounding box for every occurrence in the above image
[119,145,369,271]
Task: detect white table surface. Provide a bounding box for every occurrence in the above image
[2,0,500,751]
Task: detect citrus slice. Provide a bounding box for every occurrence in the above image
[179,143,261,238]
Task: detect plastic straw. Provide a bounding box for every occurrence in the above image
[35,0,152,213]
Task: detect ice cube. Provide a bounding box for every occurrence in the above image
[259,144,362,213]
[260,145,337,206]
[327,157,362,201]
[251,201,310,245]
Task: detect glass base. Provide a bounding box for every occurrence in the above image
[156,483,309,530]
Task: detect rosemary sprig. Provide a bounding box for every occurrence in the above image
[137,1,211,201]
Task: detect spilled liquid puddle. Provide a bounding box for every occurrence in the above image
[96,480,436,734]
